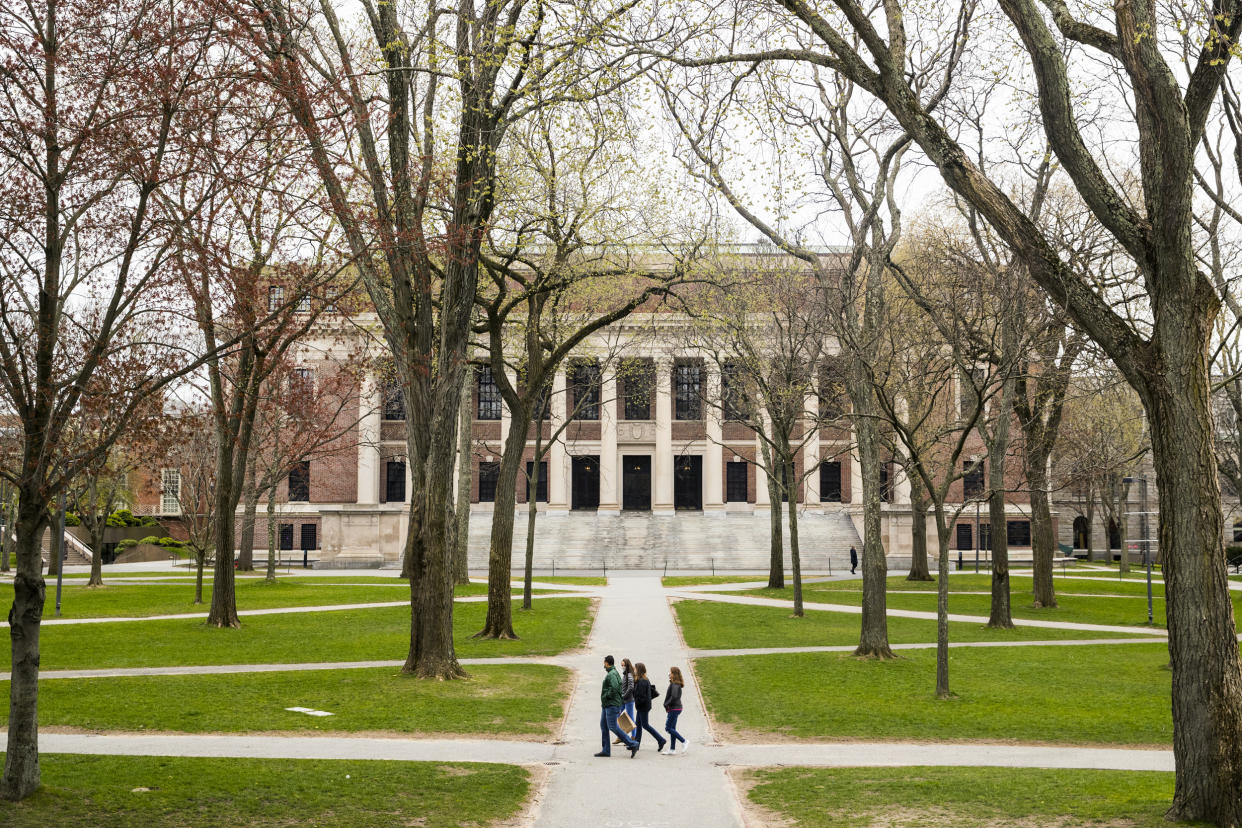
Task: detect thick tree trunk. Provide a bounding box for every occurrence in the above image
[1147,361,1242,825]
[1,502,48,801]
[476,413,528,639]
[0,494,11,572]
[206,454,240,626]
[1028,459,1057,606]
[934,512,952,700]
[1085,500,1096,562]
[907,474,932,581]
[523,444,542,611]
[453,377,473,585]
[87,521,105,587]
[854,404,893,658]
[236,465,259,572]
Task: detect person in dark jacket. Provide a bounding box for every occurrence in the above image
[615,658,638,743]
[596,655,638,758]
[663,665,688,755]
[632,662,666,752]
[849,545,858,574]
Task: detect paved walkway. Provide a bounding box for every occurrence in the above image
[4,570,1181,827]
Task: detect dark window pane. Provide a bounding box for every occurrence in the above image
[722,362,748,421]
[674,360,702,420]
[478,461,500,502]
[820,461,842,502]
[622,359,653,420]
[300,523,318,550]
[1007,520,1032,547]
[279,523,294,550]
[295,295,312,313]
[477,367,502,420]
[288,461,310,502]
[726,461,748,502]
[956,523,972,550]
[524,461,548,502]
[384,460,406,503]
[963,460,985,499]
[383,381,406,420]
[570,361,600,421]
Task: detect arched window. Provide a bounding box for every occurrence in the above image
[1073,516,1089,550]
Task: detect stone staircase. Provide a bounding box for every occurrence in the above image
[40,527,93,567]
[465,507,863,572]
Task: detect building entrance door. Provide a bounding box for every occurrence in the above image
[622,455,651,511]
[571,455,600,510]
[673,455,703,511]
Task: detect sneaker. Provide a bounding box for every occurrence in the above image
[657,740,666,753]
[594,751,609,758]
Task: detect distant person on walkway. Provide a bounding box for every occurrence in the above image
[633,662,666,752]
[663,666,688,755]
[614,658,638,744]
[850,545,858,574]
[596,655,639,758]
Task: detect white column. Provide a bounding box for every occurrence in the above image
[804,391,820,508]
[653,357,674,513]
[599,369,619,512]
[850,438,863,506]
[356,374,381,505]
[704,364,723,511]
[548,369,568,511]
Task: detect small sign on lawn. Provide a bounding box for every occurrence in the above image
[285,706,334,717]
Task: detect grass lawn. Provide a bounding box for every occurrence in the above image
[2,597,595,671]
[672,599,1151,651]
[695,643,1173,745]
[21,580,559,619]
[0,754,530,828]
[735,575,1191,629]
[743,766,1187,828]
[777,572,1165,597]
[8,664,569,737]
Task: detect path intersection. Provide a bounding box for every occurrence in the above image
[1,565,1177,826]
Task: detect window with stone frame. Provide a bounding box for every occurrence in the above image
[294,294,312,313]
[721,361,748,421]
[726,461,749,502]
[621,359,653,420]
[673,359,702,420]
[818,359,848,420]
[290,367,315,405]
[963,459,985,500]
[288,461,310,502]
[384,459,406,503]
[160,468,181,515]
[819,461,842,502]
[478,461,500,502]
[382,380,406,421]
[267,285,285,312]
[476,366,502,421]
[569,359,600,421]
[1007,519,1032,547]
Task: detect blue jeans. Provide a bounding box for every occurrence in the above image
[635,707,665,748]
[665,708,685,749]
[600,706,637,755]
[624,699,637,739]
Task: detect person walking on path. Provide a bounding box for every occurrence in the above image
[614,658,638,744]
[664,665,688,755]
[849,546,858,574]
[597,655,639,758]
[632,662,666,752]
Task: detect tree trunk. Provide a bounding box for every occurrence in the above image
[206,442,240,626]
[265,484,278,583]
[1085,499,1096,562]
[0,492,11,572]
[853,400,893,658]
[934,510,952,700]
[87,521,105,587]
[194,551,205,604]
[1028,459,1057,606]
[786,469,803,617]
[1116,493,1130,575]
[236,464,259,572]
[476,411,528,639]
[453,376,473,585]
[765,469,785,589]
[987,405,1013,627]
[523,439,543,611]
[1,500,49,801]
[1146,358,1242,824]
[907,473,932,581]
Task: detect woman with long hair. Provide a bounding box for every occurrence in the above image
[632,662,666,752]
[664,665,688,755]
[614,658,638,744]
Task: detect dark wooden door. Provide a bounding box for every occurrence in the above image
[622,455,651,511]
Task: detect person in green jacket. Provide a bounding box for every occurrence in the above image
[596,655,639,757]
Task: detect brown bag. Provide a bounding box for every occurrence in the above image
[616,709,636,732]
